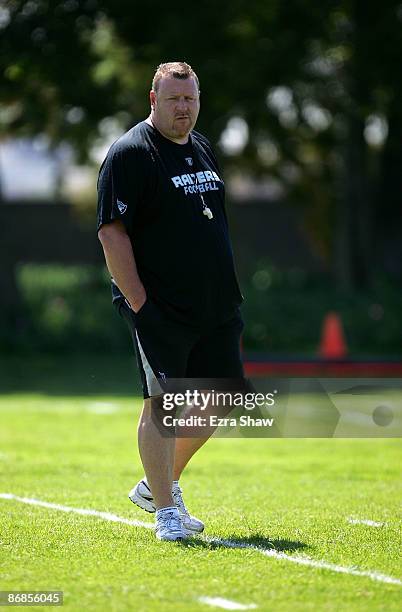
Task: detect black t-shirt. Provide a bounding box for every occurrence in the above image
[97,120,243,325]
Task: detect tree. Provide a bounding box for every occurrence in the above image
[1,0,401,288]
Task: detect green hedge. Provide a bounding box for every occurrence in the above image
[241,264,401,355]
[8,264,131,354]
[2,264,400,356]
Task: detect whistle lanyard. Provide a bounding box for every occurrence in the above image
[189,139,214,221]
[193,174,213,219]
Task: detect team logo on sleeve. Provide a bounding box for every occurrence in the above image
[117,199,127,214]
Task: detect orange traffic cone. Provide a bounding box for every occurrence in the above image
[318,312,348,359]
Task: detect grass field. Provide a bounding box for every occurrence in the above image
[1,357,401,611]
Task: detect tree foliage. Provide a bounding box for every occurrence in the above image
[1,0,401,287]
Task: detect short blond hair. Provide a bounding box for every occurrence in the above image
[152,62,200,93]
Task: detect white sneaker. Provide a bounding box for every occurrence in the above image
[172,483,205,535]
[129,479,155,513]
[128,479,205,535]
[155,508,187,542]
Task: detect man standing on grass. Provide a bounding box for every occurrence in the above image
[97,61,244,541]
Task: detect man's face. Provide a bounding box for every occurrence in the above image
[150,76,200,143]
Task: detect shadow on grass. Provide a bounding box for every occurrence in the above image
[181,533,308,554]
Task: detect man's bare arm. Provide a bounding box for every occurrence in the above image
[98,220,146,312]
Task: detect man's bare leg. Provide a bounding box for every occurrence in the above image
[173,394,230,480]
[173,436,209,480]
[137,397,175,509]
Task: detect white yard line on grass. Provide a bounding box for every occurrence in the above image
[86,402,120,414]
[0,493,154,529]
[1,493,401,587]
[198,596,257,610]
[348,518,385,527]
[205,536,402,586]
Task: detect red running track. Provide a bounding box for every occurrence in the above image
[244,360,402,377]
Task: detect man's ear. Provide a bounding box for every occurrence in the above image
[150,90,156,110]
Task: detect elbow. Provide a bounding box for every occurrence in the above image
[98,224,110,245]
[98,221,126,245]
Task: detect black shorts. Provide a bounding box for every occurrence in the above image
[117,298,245,399]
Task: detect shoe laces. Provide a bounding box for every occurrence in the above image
[172,485,189,516]
[157,510,182,532]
